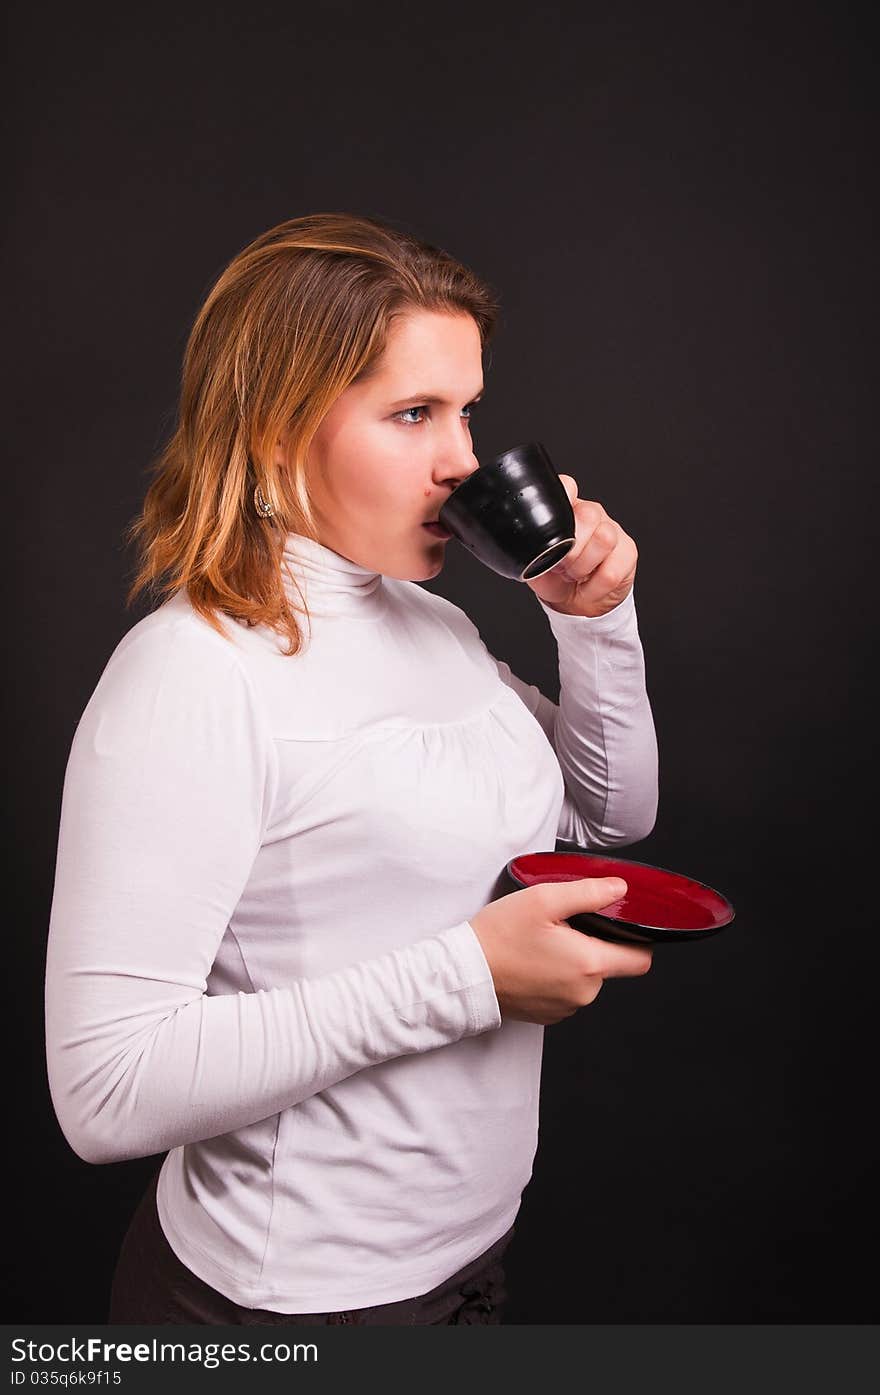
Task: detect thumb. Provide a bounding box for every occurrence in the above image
[543,875,628,920]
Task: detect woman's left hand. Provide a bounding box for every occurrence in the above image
[524,475,638,617]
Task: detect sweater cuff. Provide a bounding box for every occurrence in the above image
[436,921,502,1033]
[536,586,638,637]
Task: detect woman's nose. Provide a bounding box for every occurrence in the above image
[436,442,480,488]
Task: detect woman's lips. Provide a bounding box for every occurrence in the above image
[422,522,452,540]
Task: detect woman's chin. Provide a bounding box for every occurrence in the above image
[418,545,448,578]
[378,538,446,582]
[401,558,445,583]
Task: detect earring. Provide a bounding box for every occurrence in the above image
[254,484,275,519]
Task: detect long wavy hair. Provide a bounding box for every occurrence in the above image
[125,212,501,655]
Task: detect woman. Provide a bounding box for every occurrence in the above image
[45,212,659,1325]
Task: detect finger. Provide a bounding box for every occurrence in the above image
[572,538,638,604]
[587,942,654,979]
[540,875,628,919]
[561,518,620,582]
[558,474,579,506]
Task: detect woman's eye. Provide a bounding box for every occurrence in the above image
[395,402,480,425]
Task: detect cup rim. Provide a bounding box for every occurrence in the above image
[518,537,577,581]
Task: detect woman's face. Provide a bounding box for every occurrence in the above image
[292,308,484,580]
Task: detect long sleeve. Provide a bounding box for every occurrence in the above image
[44,620,500,1167]
[493,589,658,847]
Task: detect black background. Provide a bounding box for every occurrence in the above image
[5,0,877,1324]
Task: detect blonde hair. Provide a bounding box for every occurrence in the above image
[125,212,501,655]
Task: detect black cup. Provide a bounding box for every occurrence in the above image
[437,441,577,581]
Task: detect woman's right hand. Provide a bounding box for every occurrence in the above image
[468,877,653,1025]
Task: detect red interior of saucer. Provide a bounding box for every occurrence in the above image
[508,852,733,932]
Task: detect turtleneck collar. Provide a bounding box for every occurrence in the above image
[281,532,386,620]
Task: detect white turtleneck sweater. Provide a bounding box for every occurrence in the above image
[45,534,658,1313]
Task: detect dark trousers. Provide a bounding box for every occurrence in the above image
[108,1170,513,1326]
